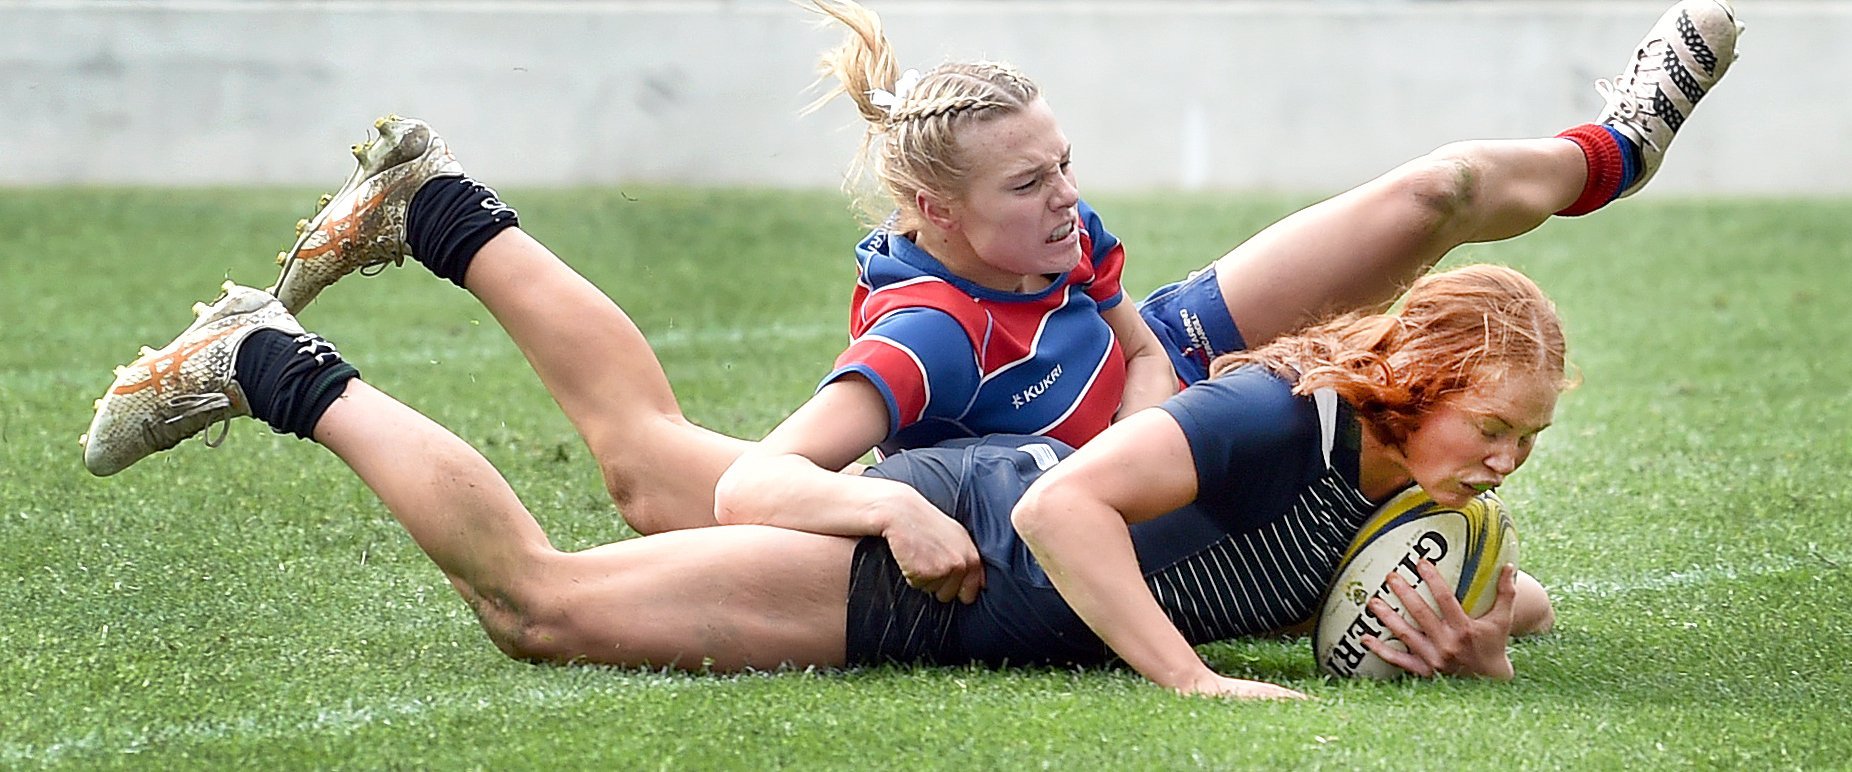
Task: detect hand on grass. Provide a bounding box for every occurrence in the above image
[1177,673,1308,700]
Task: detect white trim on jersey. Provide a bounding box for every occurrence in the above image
[977,287,1075,382]
[860,333,933,425]
[859,274,951,329]
[1314,387,1338,468]
[1025,334,1115,437]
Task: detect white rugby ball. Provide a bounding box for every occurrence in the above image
[1313,487,1519,679]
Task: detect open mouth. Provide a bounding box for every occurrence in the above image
[1046,220,1075,244]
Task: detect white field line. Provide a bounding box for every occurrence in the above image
[1548,550,1846,601]
[7,553,1844,764]
[362,320,840,365]
[2,677,711,766]
[630,321,840,350]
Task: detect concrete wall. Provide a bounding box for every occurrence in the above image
[2,1,1843,194]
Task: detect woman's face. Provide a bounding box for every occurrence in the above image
[934,98,1082,289]
[1399,371,1559,508]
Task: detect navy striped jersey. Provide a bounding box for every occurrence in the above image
[1138,368,1379,642]
[825,199,1128,457]
[855,367,1381,665]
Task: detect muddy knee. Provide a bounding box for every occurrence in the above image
[470,590,581,663]
[1372,141,1499,242]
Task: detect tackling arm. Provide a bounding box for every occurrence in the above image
[1101,301,1179,421]
[713,376,986,604]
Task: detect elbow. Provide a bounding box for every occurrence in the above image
[1511,571,1557,637]
[1013,470,1136,553]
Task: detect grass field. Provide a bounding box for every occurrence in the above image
[3,187,1849,769]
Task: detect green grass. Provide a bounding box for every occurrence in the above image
[2,188,1849,769]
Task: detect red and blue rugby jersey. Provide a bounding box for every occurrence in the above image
[824,200,1128,457]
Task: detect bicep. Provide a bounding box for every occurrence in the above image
[1036,408,1198,524]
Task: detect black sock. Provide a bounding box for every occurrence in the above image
[234,328,362,440]
[405,176,521,288]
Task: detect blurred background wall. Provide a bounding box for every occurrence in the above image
[2,1,1840,194]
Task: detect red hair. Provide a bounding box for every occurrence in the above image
[1210,264,1568,446]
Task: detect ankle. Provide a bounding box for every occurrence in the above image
[1554,124,1640,217]
[234,328,362,440]
[405,176,522,288]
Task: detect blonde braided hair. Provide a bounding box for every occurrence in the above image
[803,0,1041,232]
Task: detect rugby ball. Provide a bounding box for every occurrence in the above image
[1313,487,1519,679]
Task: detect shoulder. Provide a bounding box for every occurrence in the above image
[851,305,982,368]
[855,229,944,290]
[1152,368,1327,510]
[1163,368,1306,429]
[838,306,981,385]
[1159,368,1317,461]
[852,235,991,330]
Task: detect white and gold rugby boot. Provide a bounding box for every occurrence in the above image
[81,284,303,476]
[268,115,463,313]
[1599,0,1743,198]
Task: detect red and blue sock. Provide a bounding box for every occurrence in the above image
[1555,124,1642,217]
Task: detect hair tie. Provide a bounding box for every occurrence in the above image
[867,69,922,114]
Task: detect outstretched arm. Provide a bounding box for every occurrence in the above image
[1011,409,1302,699]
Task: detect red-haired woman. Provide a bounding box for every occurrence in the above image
[81,264,1563,697]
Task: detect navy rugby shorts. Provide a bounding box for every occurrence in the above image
[844,537,962,666]
[841,437,1113,668]
[1138,266,1246,385]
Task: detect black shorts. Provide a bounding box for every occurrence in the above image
[840,437,1114,669]
[844,536,963,666]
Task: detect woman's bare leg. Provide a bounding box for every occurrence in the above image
[270,116,745,534]
[1206,141,1584,626]
[1215,138,1585,346]
[313,378,851,669]
[458,229,750,533]
[1216,0,1743,346]
[1511,570,1556,637]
